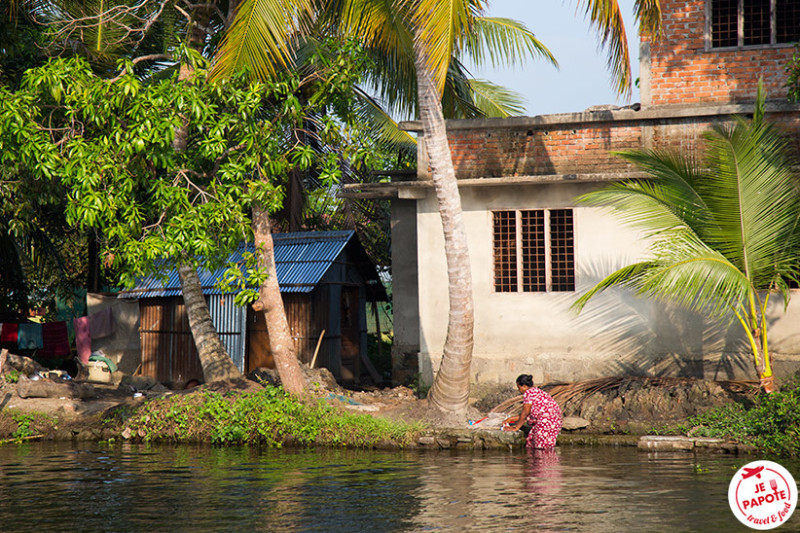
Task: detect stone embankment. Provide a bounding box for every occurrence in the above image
[407,430,753,453]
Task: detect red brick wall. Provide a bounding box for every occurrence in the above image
[645,0,796,106]
[447,122,643,179]
[444,112,800,179]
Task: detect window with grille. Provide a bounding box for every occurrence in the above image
[493,209,575,293]
[711,0,800,47]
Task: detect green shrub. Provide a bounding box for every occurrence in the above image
[687,377,800,456]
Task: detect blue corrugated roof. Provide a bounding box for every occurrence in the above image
[121,231,356,298]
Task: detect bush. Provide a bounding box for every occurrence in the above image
[686,377,800,456]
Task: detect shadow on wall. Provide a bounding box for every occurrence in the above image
[574,257,752,381]
[476,124,622,180]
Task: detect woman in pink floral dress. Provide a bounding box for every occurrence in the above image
[502,374,563,449]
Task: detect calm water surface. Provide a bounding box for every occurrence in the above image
[0,442,797,532]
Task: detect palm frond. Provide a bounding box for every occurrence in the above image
[352,87,418,151]
[358,35,419,119]
[641,233,752,318]
[576,0,632,97]
[412,0,479,93]
[210,0,313,81]
[334,0,415,61]
[577,155,709,240]
[464,16,557,70]
[633,0,662,37]
[457,78,526,117]
[699,118,800,283]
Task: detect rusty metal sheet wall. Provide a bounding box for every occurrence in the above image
[139,297,203,384]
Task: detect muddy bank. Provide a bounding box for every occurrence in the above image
[475,376,759,434]
[0,355,761,447]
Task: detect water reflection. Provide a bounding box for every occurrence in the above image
[0,442,796,532]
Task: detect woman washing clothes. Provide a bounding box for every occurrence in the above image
[503,374,563,449]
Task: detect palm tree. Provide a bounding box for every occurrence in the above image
[573,93,800,393]
[214,0,662,413]
[348,0,661,417]
[210,1,551,397]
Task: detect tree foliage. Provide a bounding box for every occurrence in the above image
[0,40,371,304]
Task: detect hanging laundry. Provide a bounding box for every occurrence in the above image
[89,307,114,339]
[18,323,43,350]
[73,315,91,364]
[40,321,70,358]
[0,323,18,344]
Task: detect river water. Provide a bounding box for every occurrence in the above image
[0,442,797,532]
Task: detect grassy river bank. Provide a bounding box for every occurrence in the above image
[1,373,800,456]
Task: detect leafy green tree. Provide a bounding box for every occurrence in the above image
[8,0,316,388]
[0,41,367,386]
[0,0,92,318]
[573,94,800,392]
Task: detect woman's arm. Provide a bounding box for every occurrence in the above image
[503,403,532,431]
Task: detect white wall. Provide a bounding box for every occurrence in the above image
[414,182,800,386]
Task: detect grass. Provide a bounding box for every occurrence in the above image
[105,385,426,447]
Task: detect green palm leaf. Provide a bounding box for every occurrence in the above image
[464,16,557,69]
[351,87,417,151]
[459,78,526,117]
[575,101,800,387]
[210,0,313,80]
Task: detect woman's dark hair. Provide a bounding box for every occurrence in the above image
[516,374,534,387]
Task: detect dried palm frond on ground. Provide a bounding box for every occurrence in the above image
[487,376,760,427]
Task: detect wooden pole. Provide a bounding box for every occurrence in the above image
[373,302,382,361]
[310,329,326,368]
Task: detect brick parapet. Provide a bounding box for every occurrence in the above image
[404,106,800,180]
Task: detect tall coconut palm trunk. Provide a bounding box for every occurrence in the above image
[252,205,306,394]
[173,2,241,383]
[415,47,474,417]
[178,262,241,381]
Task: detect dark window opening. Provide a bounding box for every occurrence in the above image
[521,210,546,292]
[550,209,576,292]
[493,211,517,292]
[713,0,739,46]
[492,209,576,293]
[777,0,800,42]
[713,0,800,47]
[743,0,771,45]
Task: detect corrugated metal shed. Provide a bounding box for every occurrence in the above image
[120,230,380,299]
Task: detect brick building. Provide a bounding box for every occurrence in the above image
[345,0,800,387]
